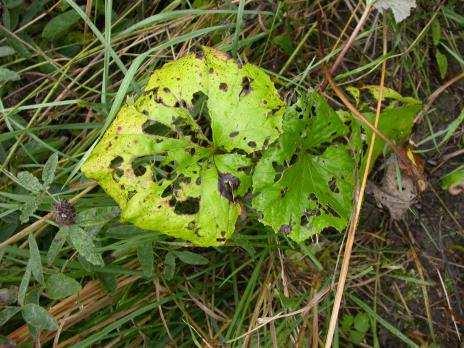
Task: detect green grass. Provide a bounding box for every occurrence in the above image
[1,0,464,347]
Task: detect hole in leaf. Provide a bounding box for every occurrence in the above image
[240,76,252,96]
[142,120,172,136]
[110,156,123,179]
[328,177,339,193]
[191,91,213,142]
[132,156,151,177]
[173,197,200,215]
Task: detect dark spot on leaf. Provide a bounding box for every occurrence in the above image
[142,109,149,117]
[163,87,170,93]
[279,224,292,234]
[300,214,309,226]
[128,190,137,199]
[280,187,288,198]
[238,166,252,175]
[240,76,252,96]
[195,177,202,185]
[219,82,228,91]
[229,131,239,138]
[247,141,257,148]
[209,67,214,74]
[174,99,187,108]
[218,173,240,202]
[310,104,317,117]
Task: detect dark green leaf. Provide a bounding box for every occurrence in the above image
[354,312,370,333]
[28,234,44,285]
[0,67,20,82]
[174,250,209,265]
[47,227,68,265]
[22,303,58,331]
[0,46,15,57]
[18,261,31,306]
[164,252,176,280]
[42,153,58,187]
[45,273,82,300]
[68,226,104,266]
[42,9,81,41]
[17,171,42,193]
[137,242,154,278]
[0,306,21,326]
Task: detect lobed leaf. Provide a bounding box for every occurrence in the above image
[252,92,356,242]
[82,47,284,246]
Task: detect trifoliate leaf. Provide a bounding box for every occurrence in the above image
[28,234,44,285]
[164,252,176,280]
[0,306,21,326]
[0,46,15,58]
[174,250,209,265]
[68,225,104,266]
[21,303,58,331]
[137,242,154,278]
[20,197,39,223]
[47,227,68,265]
[0,67,20,82]
[42,153,58,187]
[374,0,416,23]
[82,47,284,246]
[17,171,43,193]
[45,273,82,299]
[252,92,356,242]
